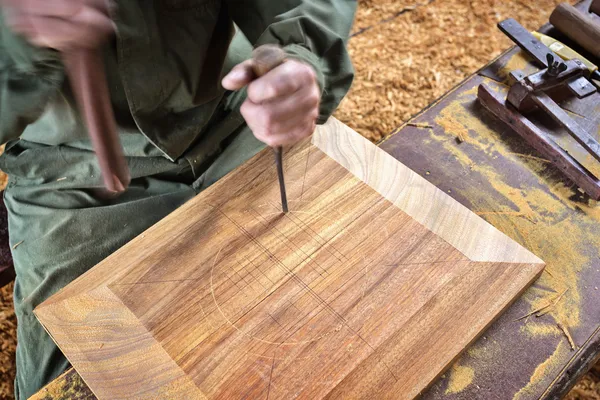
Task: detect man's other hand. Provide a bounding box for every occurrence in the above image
[222,59,320,147]
[1,0,114,51]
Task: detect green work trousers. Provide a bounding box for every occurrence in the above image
[1,96,265,399]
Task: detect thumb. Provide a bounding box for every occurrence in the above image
[222,60,255,90]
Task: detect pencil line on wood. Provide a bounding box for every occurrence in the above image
[266,353,276,400]
[248,207,328,279]
[217,207,386,365]
[283,208,349,264]
[218,208,334,323]
[300,145,312,201]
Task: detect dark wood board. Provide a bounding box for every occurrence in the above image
[378,2,600,397]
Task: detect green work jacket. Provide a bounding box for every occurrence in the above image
[0,0,356,162]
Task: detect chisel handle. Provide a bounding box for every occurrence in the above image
[591,0,600,16]
[550,3,600,59]
[63,50,131,194]
[251,45,286,78]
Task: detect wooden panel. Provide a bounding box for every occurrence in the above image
[34,118,544,400]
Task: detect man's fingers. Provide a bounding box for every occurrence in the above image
[230,58,320,147]
[71,5,114,39]
[11,0,109,16]
[222,60,255,91]
[2,0,113,50]
[247,60,317,103]
[9,9,113,50]
[241,85,319,147]
[244,85,318,130]
[11,0,82,18]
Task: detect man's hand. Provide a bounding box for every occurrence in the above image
[222,59,320,147]
[2,0,114,51]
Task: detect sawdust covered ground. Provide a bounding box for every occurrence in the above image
[336,0,576,141]
[0,0,598,398]
[570,365,600,400]
[1,282,16,398]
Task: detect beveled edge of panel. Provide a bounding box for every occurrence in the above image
[312,118,544,265]
[34,286,206,400]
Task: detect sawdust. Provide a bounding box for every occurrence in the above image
[496,51,534,81]
[466,338,502,360]
[444,339,503,395]
[565,365,600,400]
[445,364,475,394]
[513,341,568,400]
[430,85,594,330]
[426,76,600,397]
[520,321,562,338]
[436,106,472,143]
[29,370,89,400]
[0,282,16,397]
[335,0,575,142]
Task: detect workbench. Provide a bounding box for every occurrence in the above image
[32,1,600,398]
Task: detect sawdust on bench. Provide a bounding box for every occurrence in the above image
[426,77,600,397]
[445,364,475,394]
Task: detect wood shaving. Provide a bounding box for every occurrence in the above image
[557,321,577,351]
[516,289,567,321]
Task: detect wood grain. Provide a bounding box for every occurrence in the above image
[35,118,544,400]
[314,118,542,264]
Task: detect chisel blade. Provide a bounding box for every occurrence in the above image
[273,146,288,213]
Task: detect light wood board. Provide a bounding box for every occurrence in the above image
[35,118,544,400]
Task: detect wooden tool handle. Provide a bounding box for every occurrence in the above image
[251,45,286,77]
[550,3,600,59]
[64,50,131,194]
[591,0,600,16]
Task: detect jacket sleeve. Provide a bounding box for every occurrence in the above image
[0,8,64,145]
[225,0,356,123]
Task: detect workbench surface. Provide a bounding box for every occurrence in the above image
[33,1,600,398]
[380,2,600,398]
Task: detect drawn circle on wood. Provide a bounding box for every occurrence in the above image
[207,199,389,355]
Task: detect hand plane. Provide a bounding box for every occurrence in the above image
[478,18,600,199]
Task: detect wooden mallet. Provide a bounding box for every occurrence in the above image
[64,49,131,194]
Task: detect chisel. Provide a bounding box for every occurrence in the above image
[251,45,289,213]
